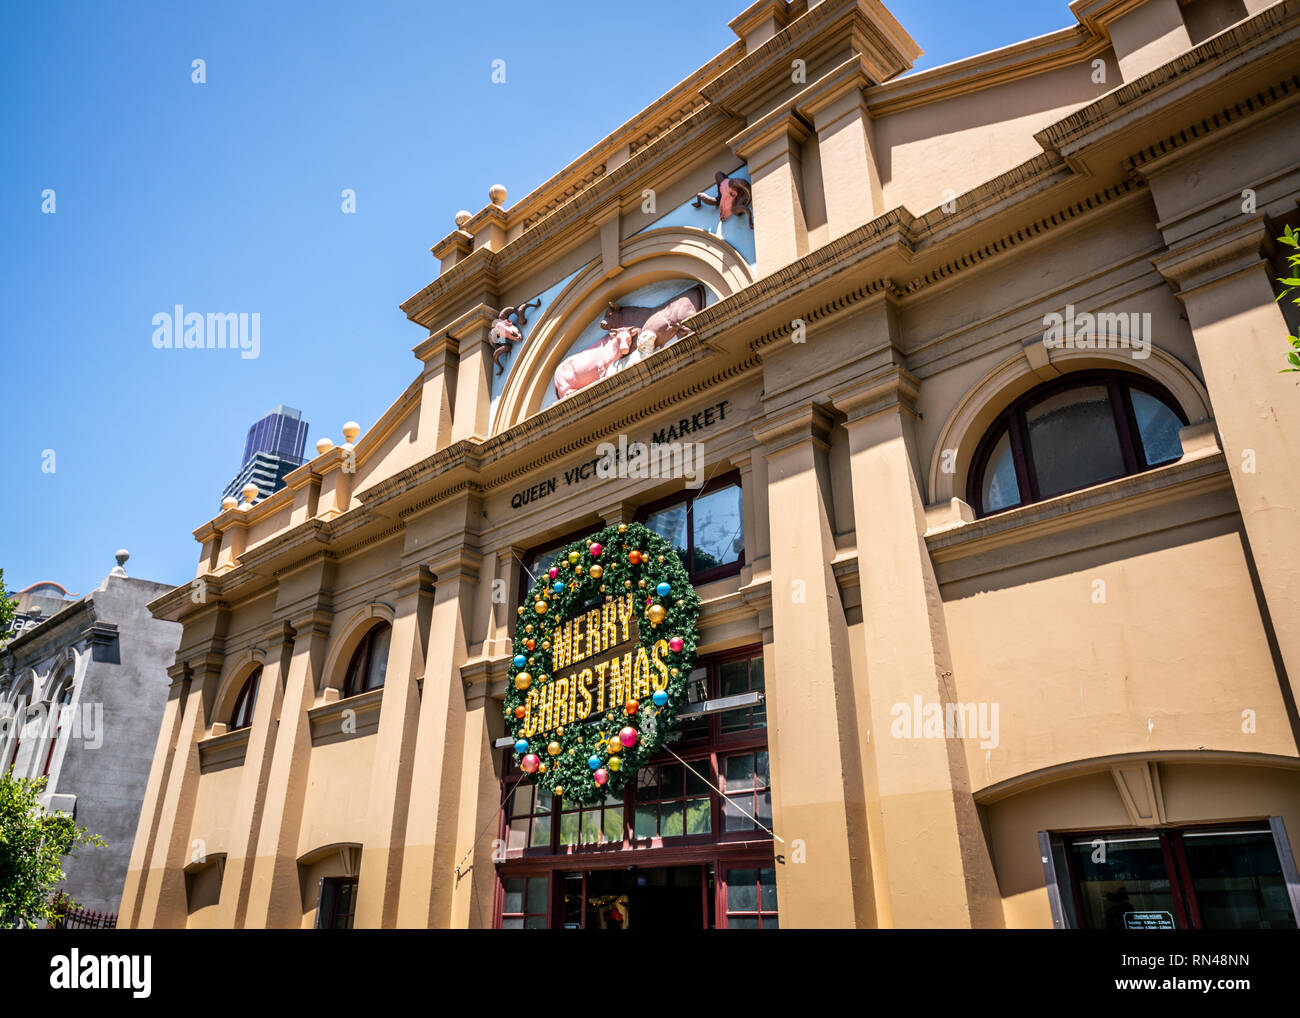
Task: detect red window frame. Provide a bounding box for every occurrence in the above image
[636,472,745,585]
[967,370,1188,517]
[1057,822,1299,930]
[720,863,780,929]
[494,644,774,928]
[229,666,261,732]
[342,622,391,698]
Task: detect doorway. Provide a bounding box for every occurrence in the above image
[560,865,714,929]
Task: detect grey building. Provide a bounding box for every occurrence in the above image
[221,405,309,504]
[0,551,181,918]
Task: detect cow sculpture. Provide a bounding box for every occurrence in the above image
[552,327,640,400]
[552,284,706,400]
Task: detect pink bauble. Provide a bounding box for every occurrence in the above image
[548,567,559,579]
[590,542,603,557]
[593,768,609,786]
[619,726,638,748]
[668,637,684,653]
[521,753,540,774]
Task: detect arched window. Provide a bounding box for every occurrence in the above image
[342,623,391,698]
[968,371,1187,517]
[7,682,32,772]
[41,679,74,777]
[229,667,261,732]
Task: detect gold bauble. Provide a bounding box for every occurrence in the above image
[599,584,606,593]
[568,551,580,565]
[657,555,665,564]
[608,738,621,755]
[556,726,565,736]
[637,579,646,589]
[525,624,534,634]
[590,565,603,579]
[618,523,627,533]
[568,748,576,756]
[624,581,632,589]
[516,606,524,616]
[608,756,622,772]
[515,672,532,690]
[541,640,550,650]
[534,600,548,614]
[647,604,667,624]
[547,741,561,756]
[554,786,563,797]
[670,668,680,677]
[538,763,547,773]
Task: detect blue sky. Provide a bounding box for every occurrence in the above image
[0,0,1074,597]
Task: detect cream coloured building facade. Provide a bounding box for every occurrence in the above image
[124,0,1300,929]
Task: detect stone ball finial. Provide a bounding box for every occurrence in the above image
[221,495,238,511]
[342,421,361,444]
[115,549,130,568]
[489,184,507,206]
[315,437,335,455]
[241,482,259,506]
[454,210,472,228]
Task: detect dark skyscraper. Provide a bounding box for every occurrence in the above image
[223,405,309,504]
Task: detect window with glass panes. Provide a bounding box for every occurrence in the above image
[558,794,625,847]
[495,645,774,928]
[721,751,772,834]
[505,781,553,852]
[723,866,779,928]
[633,761,712,841]
[517,526,599,607]
[500,876,548,929]
[639,475,744,584]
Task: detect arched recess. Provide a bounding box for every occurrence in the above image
[211,648,267,732]
[927,345,1213,506]
[318,602,395,697]
[492,226,755,432]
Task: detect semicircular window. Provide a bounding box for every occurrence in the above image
[968,371,1187,517]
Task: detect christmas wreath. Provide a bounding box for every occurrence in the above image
[504,521,700,805]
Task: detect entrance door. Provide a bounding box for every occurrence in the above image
[560,865,714,929]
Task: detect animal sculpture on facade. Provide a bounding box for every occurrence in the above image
[489,298,542,375]
[552,326,641,400]
[691,171,753,226]
[552,284,706,400]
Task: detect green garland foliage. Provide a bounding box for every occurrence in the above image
[504,522,700,805]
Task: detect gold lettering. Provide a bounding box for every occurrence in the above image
[651,639,670,691]
[634,647,652,700]
[554,678,570,727]
[578,670,593,719]
[553,621,573,670]
[595,661,607,714]
[586,609,604,655]
[571,615,585,664]
[617,593,635,642]
[541,683,554,734]
[521,689,535,737]
[607,655,623,708]
[602,601,618,650]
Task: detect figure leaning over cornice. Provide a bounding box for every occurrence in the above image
[489,298,542,375]
[692,170,753,227]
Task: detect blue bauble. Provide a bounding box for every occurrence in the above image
[656,582,671,597]
[513,654,527,669]
[652,690,668,707]
[552,581,564,593]
[587,755,602,770]
[514,739,529,754]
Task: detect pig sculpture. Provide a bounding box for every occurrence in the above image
[691,171,753,226]
[552,327,639,400]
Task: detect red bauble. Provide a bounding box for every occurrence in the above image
[625,700,639,716]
